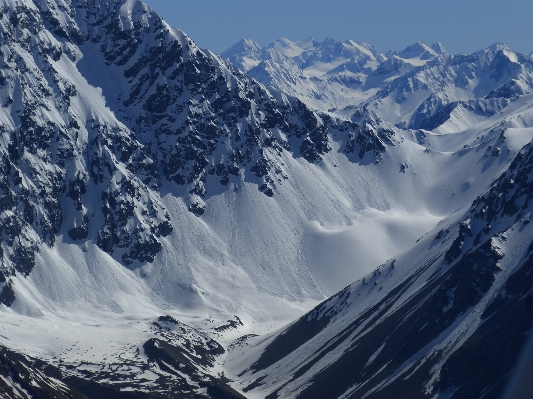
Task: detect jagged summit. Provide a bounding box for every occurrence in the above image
[431,41,447,55]
[234,99,533,398]
[390,40,444,61]
[226,36,533,133]
[0,0,410,319]
[1,0,533,398]
[485,41,511,52]
[221,38,262,63]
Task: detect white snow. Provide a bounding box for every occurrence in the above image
[1,2,533,398]
[304,209,441,294]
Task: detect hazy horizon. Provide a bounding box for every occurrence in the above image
[143,0,533,56]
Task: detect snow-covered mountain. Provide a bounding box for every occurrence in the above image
[364,43,533,133]
[387,40,448,64]
[222,37,387,112]
[1,0,533,398]
[231,97,533,399]
[225,38,533,134]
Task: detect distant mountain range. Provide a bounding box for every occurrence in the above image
[0,1,533,398]
[223,38,533,133]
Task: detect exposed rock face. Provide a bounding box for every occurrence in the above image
[0,318,244,399]
[0,0,377,291]
[225,38,533,132]
[366,45,533,130]
[0,345,85,399]
[4,1,533,398]
[0,0,175,280]
[239,139,533,399]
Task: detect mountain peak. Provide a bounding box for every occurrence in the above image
[265,37,310,57]
[487,42,511,52]
[395,41,439,60]
[3,2,533,398]
[431,41,447,55]
[221,38,261,56]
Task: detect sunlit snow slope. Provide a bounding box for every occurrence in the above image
[0,0,532,398]
[233,97,533,399]
[225,38,533,134]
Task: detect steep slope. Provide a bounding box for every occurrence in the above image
[0,345,86,399]
[387,41,447,66]
[0,0,384,312]
[222,38,386,112]
[1,0,533,398]
[363,43,533,132]
[231,99,533,398]
[4,0,513,322]
[0,0,446,380]
[225,39,533,133]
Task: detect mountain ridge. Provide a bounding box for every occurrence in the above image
[1,0,533,398]
[224,37,533,134]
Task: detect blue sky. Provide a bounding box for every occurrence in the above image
[142,0,533,55]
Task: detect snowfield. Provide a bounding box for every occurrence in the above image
[0,0,533,398]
